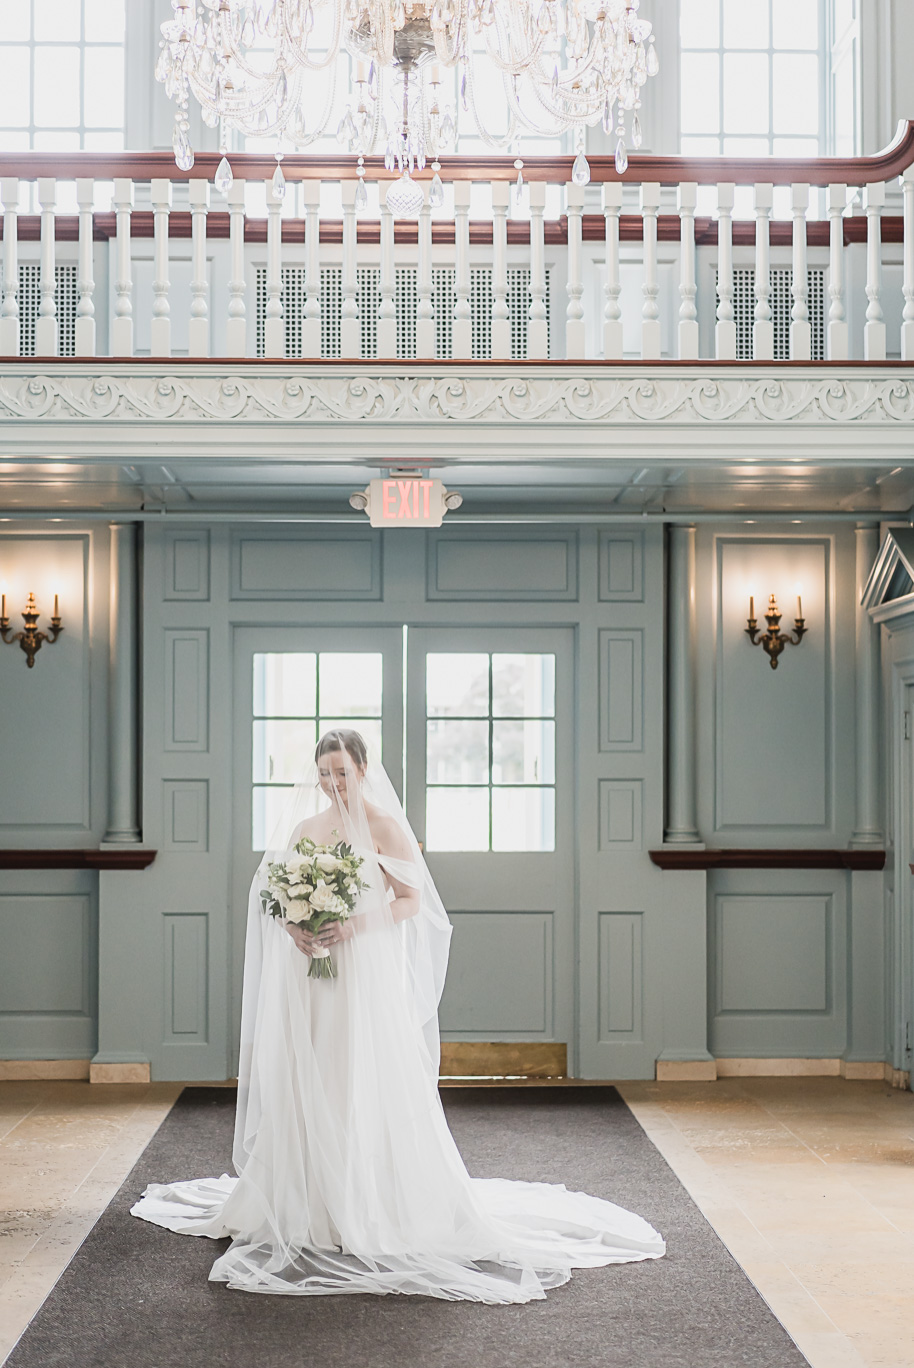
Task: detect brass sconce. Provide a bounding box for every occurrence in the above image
[746,592,807,670]
[0,592,63,668]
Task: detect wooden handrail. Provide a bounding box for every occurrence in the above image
[0,212,903,246]
[0,120,912,186]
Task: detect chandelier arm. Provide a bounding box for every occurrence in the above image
[464,60,518,151]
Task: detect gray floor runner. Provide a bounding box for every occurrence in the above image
[6,1086,809,1368]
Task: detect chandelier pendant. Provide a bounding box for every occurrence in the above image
[156,0,659,216]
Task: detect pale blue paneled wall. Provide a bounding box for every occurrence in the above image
[0,518,889,1075]
[0,528,110,1059]
[694,525,882,1063]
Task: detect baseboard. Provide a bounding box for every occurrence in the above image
[0,1059,91,1081]
[656,1059,718,1081]
[89,1061,151,1084]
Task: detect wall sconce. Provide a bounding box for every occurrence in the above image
[746,592,807,670]
[0,592,63,668]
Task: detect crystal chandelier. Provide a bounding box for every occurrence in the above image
[158,0,659,215]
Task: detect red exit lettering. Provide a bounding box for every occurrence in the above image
[381,479,434,520]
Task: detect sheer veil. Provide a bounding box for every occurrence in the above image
[132,726,665,1299]
[233,727,453,1176]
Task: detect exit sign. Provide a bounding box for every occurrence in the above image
[368,477,446,528]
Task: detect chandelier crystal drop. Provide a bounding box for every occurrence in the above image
[156,0,658,215]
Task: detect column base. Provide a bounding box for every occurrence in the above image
[99,833,141,847]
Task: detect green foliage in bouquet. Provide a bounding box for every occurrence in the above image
[260,830,369,979]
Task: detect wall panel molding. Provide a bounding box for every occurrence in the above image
[427,531,578,601]
[598,531,644,602]
[164,529,210,601]
[162,781,209,852]
[598,911,644,1041]
[598,629,644,751]
[162,912,209,1042]
[714,893,831,1015]
[164,629,209,752]
[438,912,553,1036]
[230,530,381,600]
[599,780,644,850]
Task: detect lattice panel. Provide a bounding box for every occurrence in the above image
[255,263,549,360]
[17,264,77,357]
[719,267,825,361]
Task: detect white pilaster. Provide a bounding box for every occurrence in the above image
[665,524,701,844]
[852,524,883,846]
[103,522,140,844]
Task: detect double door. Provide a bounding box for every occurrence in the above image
[232,622,575,1071]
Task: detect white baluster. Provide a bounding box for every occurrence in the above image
[1,178,20,356]
[715,182,736,359]
[111,178,134,356]
[528,180,547,359]
[902,166,914,361]
[378,188,396,357]
[641,181,661,359]
[417,182,435,359]
[74,178,96,356]
[226,178,247,357]
[602,181,622,359]
[677,181,698,360]
[149,178,172,357]
[341,179,360,357]
[864,182,886,361]
[188,179,209,357]
[302,180,321,358]
[264,174,284,358]
[827,182,848,361]
[565,180,585,360]
[452,180,472,358]
[35,178,57,355]
[491,180,511,359]
[790,182,810,360]
[753,182,773,360]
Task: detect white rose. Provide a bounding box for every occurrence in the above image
[308,884,337,913]
[315,854,340,874]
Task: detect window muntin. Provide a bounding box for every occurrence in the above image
[251,651,383,849]
[425,652,556,853]
[680,0,823,158]
[0,0,125,152]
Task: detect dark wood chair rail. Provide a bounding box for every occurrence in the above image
[0,119,911,185]
[0,849,157,870]
[649,848,886,871]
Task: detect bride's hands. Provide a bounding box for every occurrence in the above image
[285,919,354,956]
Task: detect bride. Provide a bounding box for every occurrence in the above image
[132,727,665,1301]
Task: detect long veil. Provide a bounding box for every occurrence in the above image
[233,727,453,1178]
[132,727,665,1299]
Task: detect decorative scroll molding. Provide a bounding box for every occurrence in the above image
[2,368,914,427]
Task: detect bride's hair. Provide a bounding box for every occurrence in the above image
[314,728,368,771]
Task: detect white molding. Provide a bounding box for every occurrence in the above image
[2,365,914,427]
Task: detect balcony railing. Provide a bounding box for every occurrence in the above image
[2,121,914,365]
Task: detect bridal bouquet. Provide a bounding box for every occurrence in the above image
[260,831,368,980]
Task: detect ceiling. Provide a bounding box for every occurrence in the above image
[1,456,913,519]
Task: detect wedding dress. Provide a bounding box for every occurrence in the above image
[132,729,665,1302]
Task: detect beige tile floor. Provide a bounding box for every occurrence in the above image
[0,1077,912,1367]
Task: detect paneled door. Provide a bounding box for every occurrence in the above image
[230,625,405,1069]
[406,627,576,1066]
[231,623,575,1073]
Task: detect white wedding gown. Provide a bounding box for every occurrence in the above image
[132,839,665,1302]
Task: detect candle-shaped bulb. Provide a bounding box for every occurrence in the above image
[1,593,5,620]
[53,593,59,618]
[749,594,755,619]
